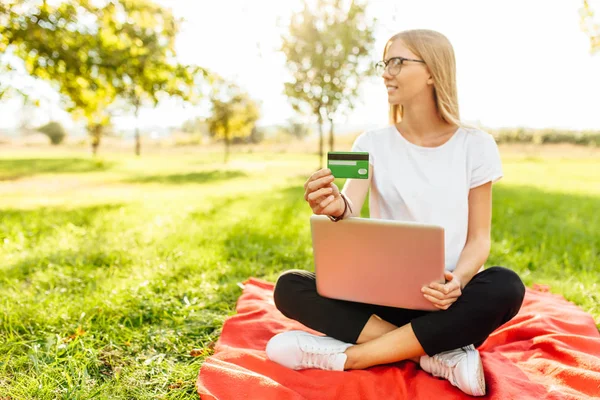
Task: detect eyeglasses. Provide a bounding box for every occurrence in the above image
[375,56,425,76]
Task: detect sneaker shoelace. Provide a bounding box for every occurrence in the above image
[299,343,343,370]
[427,348,466,384]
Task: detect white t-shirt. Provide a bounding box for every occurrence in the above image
[351,125,503,272]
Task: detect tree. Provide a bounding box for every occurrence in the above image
[2,1,114,154]
[0,19,43,103]
[0,0,203,155]
[281,0,376,167]
[0,59,17,101]
[104,0,205,156]
[37,121,66,145]
[580,0,600,54]
[207,78,260,163]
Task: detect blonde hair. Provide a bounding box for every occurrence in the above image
[385,30,461,127]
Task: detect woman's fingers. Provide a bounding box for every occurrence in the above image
[429,281,459,294]
[436,297,458,306]
[304,169,332,189]
[422,286,461,300]
[306,174,335,192]
[312,195,337,213]
[304,169,335,206]
[424,294,445,307]
[423,294,458,310]
[306,183,338,207]
[428,280,461,296]
[422,287,445,300]
[307,187,333,202]
[319,195,336,209]
[329,182,340,196]
[429,282,448,294]
[305,168,330,184]
[304,182,333,203]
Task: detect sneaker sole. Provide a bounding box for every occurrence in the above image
[466,349,486,396]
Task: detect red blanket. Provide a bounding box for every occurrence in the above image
[197,279,600,399]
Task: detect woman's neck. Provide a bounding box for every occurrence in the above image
[396,101,457,146]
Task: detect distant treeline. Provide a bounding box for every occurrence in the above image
[488,128,600,146]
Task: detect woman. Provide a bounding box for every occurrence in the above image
[265,29,525,397]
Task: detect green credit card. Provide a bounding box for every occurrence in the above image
[327,152,369,179]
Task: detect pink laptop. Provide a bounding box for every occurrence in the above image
[310,215,445,311]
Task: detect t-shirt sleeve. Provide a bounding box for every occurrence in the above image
[351,131,374,165]
[470,132,503,188]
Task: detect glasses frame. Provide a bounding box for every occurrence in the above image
[375,56,426,76]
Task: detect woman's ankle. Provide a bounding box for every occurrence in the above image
[343,345,359,370]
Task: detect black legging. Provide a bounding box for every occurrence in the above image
[273,266,525,356]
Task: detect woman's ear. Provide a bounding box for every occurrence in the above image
[426,72,434,85]
[425,68,434,85]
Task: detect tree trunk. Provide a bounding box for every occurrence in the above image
[318,115,324,169]
[224,133,230,163]
[91,124,101,156]
[328,117,335,152]
[134,104,141,156]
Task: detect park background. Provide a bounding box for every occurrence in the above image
[0,0,599,398]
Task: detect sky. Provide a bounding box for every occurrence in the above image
[1,0,599,133]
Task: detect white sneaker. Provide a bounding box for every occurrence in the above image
[265,330,352,371]
[420,345,486,396]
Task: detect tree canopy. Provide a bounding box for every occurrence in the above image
[0,0,205,154]
[207,77,260,163]
[281,0,376,166]
[581,0,600,54]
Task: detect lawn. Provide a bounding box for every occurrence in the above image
[0,146,598,399]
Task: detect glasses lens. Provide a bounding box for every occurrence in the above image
[388,58,402,76]
[375,61,385,75]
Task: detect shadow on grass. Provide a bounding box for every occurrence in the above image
[126,170,247,185]
[1,248,132,284]
[0,158,113,181]
[0,204,125,282]
[219,185,313,285]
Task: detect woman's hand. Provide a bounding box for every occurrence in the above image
[304,168,345,217]
[422,271,463,310]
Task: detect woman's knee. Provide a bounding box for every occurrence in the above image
[486,266,526,312]
[273,270,314,316]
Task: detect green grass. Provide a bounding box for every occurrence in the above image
[0,158,113,181]
[0,148,598,399]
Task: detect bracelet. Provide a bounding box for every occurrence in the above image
[328,193,353,222]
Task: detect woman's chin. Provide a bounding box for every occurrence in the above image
[386,93,402,105]
[387,97,402,105]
